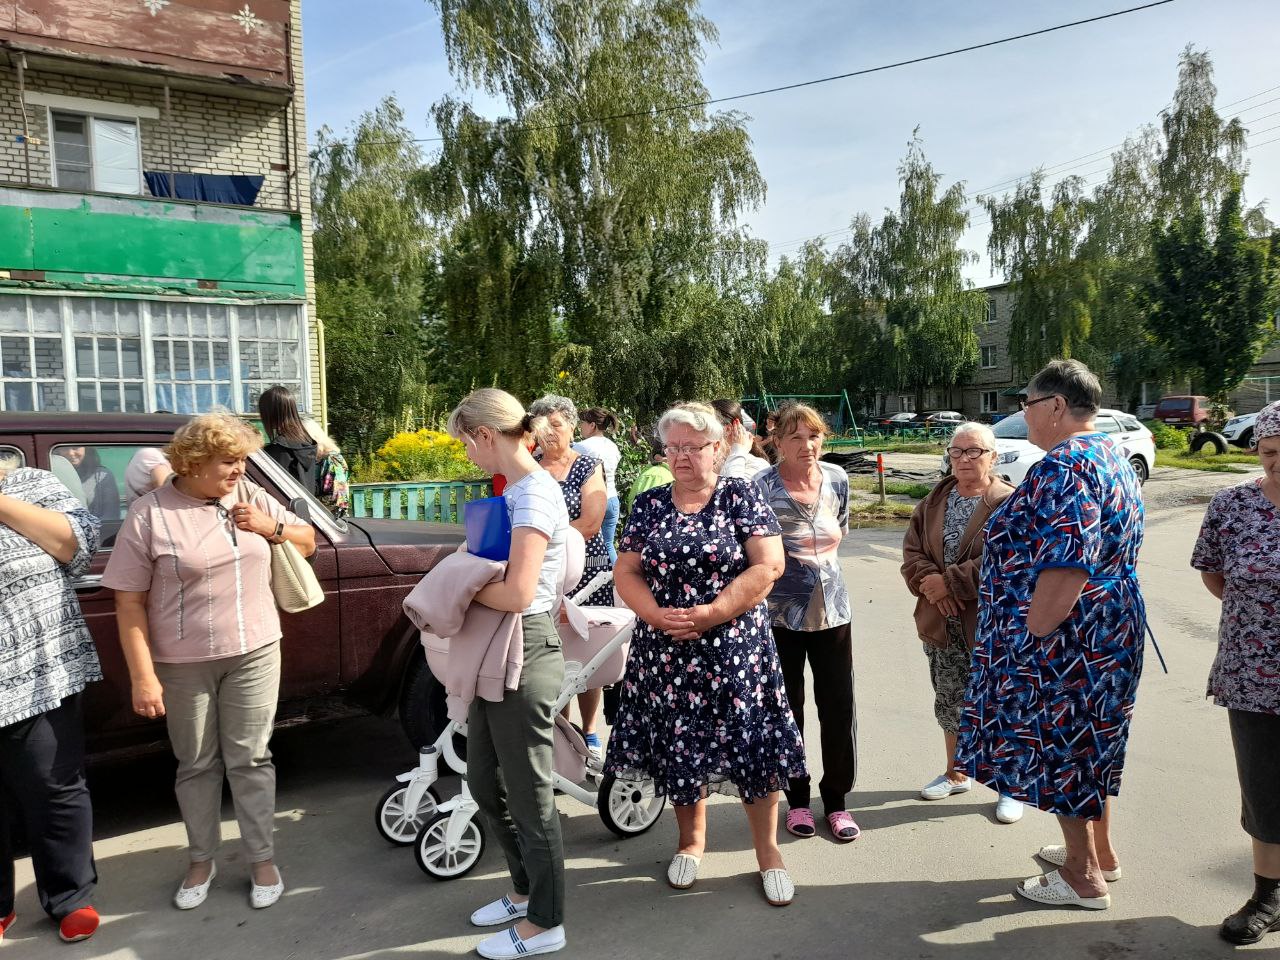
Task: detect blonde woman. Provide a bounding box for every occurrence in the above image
[447,388,570,960]
[103,413,315,911]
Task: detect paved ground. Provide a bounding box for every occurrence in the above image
[9,474,1277,959]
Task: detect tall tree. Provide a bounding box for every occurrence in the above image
[311,98,434,454]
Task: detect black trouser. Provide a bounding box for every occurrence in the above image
[776,623,857,814]
[0,694,97,919]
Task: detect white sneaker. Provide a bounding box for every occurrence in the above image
[249,866,284,909]
[995,795,1024,823]
[173,861,216,910]
[920,774,972,801]
[476,924,566,959]
[471,896,529,927]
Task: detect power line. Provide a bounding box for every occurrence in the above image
[315,1,1175,148]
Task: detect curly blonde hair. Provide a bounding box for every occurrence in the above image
[166,413,262,477]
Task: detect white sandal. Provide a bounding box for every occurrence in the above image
[1037,844,1122,882]
[667,854,700,890]
[761,868,795,906]
[1016,870,1110,910]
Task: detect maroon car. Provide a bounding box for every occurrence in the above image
[0,413,463,759]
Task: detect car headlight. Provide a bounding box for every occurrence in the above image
[998,451,1019,464]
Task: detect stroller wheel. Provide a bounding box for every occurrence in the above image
[414,811,486,880]
[598,772,666,838]
[376,783,441,846]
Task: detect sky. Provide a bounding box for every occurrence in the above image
[299,0,1280,286]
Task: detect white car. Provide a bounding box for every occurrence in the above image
[1222,412,1258,449]
[943,409,1155,486]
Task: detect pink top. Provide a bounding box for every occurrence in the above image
[102,478,302,663]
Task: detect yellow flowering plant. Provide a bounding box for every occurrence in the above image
[371,428,482,482]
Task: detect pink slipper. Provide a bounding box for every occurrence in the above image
[785,807,816,838]
[827,811,860,842]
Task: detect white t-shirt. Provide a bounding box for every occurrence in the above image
[572,436,621,500]
[125,447,171,504]
[720,444,771,480]
[503,469,570,615]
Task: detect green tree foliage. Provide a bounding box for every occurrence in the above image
[1146,185,1279,403]
[311,98,434,454]
[752,242,839,395]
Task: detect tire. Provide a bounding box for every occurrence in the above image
[1128,455,1150,485]
[414,812,486,880]
[376,783,441,846]
[1237,428,1254,449]
[597,773,666,838]
[1189,431,1228,456]
[398,651,461,755]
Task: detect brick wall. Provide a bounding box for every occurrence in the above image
[1,69,295,208]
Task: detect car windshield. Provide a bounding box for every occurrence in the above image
[993,414,1029,440]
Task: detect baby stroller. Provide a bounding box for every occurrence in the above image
[375,570,666,880]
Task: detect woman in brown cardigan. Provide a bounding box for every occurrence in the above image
[901,422,1022,823]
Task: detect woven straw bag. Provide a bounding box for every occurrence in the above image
[270,539,324,613]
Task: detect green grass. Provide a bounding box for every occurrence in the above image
[860,442,947,455]
[1156,449,1257,472]
[849,477,933,499]
[848,501,915,522]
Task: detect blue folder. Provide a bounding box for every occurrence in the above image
[464,496,512,562]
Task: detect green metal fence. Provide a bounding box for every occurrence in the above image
[349,481,493,523]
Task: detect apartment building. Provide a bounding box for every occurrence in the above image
[0,0,322,418]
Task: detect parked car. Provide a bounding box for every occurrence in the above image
[918,410,966,428]
[1153,395,1215,429]
[1222,412,1259,449]
[874,412,919,431]
[941,409,1155,486]
[0,413,465,759]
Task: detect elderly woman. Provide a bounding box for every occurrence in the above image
[0,457,103,944]
[954,359,1146,912]
[901,423,1019,823]
[103,413,315,912]
[574,407,623,563]
[606,402,806,907]
[1192,400,1280,946]
[753,403,859,842]
[529,395,610,761]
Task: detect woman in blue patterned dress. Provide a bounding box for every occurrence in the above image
[606,402,806,907]
[955,360,1147,913]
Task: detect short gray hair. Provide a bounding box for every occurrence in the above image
[656,402,725,444]
[528,394,579,424]
[1027,359,1101,417]
[953,421,997,451]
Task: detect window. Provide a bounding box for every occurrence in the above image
[1120,416,1142,432]
[1040,323,1047,342]
[897,396,915,412]
[981,391,998,413]
[51,111,142,195]
[70,299,145,413]
[986,298,997,324]
[1095,415,1122,434]
[152,302,235,414]
[0,445,25,470]
[50,443,160,548]
[237,304,304,411]
[980,345,998,368]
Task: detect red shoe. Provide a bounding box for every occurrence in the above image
[58,906,99,943]
[0,911,15,940]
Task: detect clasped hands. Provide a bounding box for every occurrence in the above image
[919,572,965,619]
[655,604,717,641]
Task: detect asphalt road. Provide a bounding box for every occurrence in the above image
[8,475,1276,959]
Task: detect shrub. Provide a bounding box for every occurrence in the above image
[370,428,482,482]
[1144,420,1189,452]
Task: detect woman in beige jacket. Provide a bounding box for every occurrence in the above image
[900,422,1020,823]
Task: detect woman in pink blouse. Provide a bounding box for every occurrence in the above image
[103,413,315,912]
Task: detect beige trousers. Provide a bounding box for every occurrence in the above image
[154,641,281,863]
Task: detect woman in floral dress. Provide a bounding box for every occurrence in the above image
[955,360,1147,913]
[1192,399,1280,946]
[606,402,806,908]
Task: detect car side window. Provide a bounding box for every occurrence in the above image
[1120,416,1142,432]
[50,443,168,550]
[0,445,25,471]
[1095,416,1121,434]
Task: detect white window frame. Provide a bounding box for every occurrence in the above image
[981,390,998,413]
[980,344,998,369]
[986,298,997,324]
[48,108,145,195]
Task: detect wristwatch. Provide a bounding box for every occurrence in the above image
[271,521,284,544]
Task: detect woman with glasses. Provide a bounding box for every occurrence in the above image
[900,423,1019,822]
[103,413,315,912]
[955,360,1147,912]
[606,402,806,907]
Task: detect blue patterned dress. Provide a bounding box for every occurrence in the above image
[605,477,807,805]
[954,434,1146,820]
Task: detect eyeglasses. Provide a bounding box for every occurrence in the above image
[1019,394,1059,411]
[945,446,992,461]
[663,441,715,458]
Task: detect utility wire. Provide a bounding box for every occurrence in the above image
[314,1,1175,148]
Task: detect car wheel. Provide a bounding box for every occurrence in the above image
[399,651,458,753]
[1237,427,1254,449]
[1189,431,1228,456]
[1128,455,1150,485]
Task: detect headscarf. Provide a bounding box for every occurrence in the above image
[1254,401,1280,446]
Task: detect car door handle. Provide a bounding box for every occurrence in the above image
[72,574,103,592]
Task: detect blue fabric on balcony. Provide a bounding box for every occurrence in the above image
[144,172,264,206]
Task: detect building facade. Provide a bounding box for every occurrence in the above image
[0,0,322,418]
